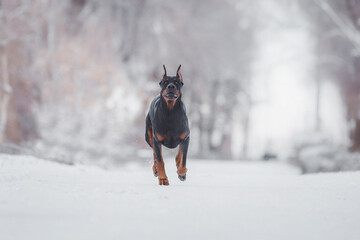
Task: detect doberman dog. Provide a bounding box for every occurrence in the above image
[145,65,190,185]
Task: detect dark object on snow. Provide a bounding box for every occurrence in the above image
[145,65,190,186]
[262,152,277,161]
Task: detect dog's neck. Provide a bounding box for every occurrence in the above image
[160,95,182,112]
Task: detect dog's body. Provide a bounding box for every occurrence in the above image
[145,65,190,185]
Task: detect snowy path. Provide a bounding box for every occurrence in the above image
[0,154,360,240]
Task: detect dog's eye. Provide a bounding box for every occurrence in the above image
[164,81,169,85]
[175,82,179,86]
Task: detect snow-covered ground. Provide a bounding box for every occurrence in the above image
[0,154,359,240]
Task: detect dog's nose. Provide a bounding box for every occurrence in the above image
[167,84,175,90]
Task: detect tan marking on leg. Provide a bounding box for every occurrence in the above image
[155,145,169,185]
[147,125,158,177]
[176,145,187,177]
[175,148,182,168]
[149,126,158,177]
[157,161,169,185]
[148,125,154,147]
[152,152,158,177]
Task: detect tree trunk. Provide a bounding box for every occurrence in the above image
[242,107,250,159]
[315,75,321,131]
[0,49,11,142]
[350,119,360,152]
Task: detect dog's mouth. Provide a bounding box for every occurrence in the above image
[164,92,178,100]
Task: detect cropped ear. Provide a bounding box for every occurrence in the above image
[176,64,183,85]
[160,64,167,85]
[162,64,167,79]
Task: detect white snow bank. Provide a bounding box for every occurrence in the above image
[0,154,359,240]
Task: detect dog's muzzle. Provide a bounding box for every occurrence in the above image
[165,84,178,99]
[165,92,178,99]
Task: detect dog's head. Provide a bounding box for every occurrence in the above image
[159,64,184,108]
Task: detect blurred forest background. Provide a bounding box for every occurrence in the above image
[1,0,360,173]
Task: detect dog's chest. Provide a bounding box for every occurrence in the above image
[155,107,186,129]
[157,121,184,139]
[155,114,186,148]
[161,135,181,149]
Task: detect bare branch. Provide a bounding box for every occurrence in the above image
[314,0,360,54]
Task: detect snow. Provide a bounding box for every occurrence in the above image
[1,154,360,240]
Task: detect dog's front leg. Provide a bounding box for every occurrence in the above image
[176,136,189,181]
[153,140,169,185]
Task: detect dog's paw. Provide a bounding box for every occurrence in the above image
[177,167,187,181]
[178,174,186,181]
[159,177,169,185]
